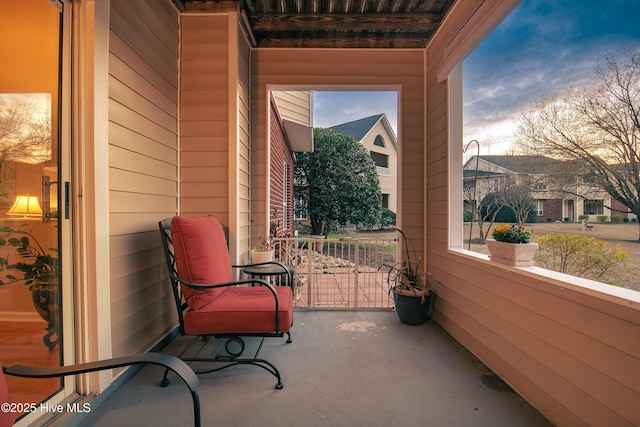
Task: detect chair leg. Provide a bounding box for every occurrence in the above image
[286,331,292,343]
[165,336,285,389]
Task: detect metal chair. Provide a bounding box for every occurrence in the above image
[2,353,201,427]
[158,215,293,389]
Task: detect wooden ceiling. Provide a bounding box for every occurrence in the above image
[177,0,456,48]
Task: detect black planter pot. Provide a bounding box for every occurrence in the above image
[392,288,436,325]
[31,282,59,350]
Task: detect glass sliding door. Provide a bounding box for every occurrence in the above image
[0,0,69,423]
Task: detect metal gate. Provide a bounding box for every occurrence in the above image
[271,237,397,309]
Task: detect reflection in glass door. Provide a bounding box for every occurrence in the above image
[0,0,65,423]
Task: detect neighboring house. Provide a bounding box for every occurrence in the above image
[463,155,636,222]
[330,113,398,213]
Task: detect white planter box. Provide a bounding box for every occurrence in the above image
[486,239,538,267]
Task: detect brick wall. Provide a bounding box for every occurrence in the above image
[269,95,295,237]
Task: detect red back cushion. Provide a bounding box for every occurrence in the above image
[170,215,232,310]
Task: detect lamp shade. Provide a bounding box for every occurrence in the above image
[7,194,43,217]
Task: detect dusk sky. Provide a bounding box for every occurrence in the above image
[313,90,398,135]
[463,0,640,154]
[311,0,640,152]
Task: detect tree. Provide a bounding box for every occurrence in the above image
[501,177,537,225]
[475,177,536,242]
[516,50,640,239]
[478,192,504,241]
[0,95,52,166]
[294,128,382,236]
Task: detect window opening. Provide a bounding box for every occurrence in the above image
[456,0,639,291]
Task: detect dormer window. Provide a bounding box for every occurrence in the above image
[373,135,385,147]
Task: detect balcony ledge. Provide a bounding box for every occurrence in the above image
[447,247,640,309]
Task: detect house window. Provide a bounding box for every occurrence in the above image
[370,151,390,175]
[536,200,544,216]
[373,135,385,147]
[583,200,604,215]
[382,194,389,209]
[532,180,549,192]
[370,151,389,168]
[283,163,290,229]
[294,198,308,220]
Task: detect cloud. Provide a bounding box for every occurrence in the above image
[463,0,640,151]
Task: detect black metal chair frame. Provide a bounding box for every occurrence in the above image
[3,353,201,427]
[158,219,293,389]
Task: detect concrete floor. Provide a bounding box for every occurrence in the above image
[80,311,553,427]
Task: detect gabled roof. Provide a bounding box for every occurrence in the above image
[467,155,560,175]
[330,114,385,141]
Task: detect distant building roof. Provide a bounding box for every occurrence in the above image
[468,155,560,175]
[329,114,385,141]
[463,169,501,179]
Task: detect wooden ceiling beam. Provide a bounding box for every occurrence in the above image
[249,12,441,32]
[254,31,433,48]
[184,0,240,12]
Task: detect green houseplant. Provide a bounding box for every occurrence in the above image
[380,228,436,325]
[0,225,59,287]
[0,225,59,349]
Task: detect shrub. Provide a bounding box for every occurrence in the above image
[596,215,608,223]
[535,233,628,285]
[463,210,473,222]
[623,217,629,223]
[578,215,590,222]
[479,193,537,224]
[611,215,622,224]
[379,208,396,229]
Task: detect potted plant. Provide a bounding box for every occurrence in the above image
[485,223,538,267]
[251,235,275,266]
[380,228,436,325]
[0,225,59,349]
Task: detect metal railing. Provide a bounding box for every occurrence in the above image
[271,237,397,310]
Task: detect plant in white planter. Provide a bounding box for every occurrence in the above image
[251,235,274,266]
[486,223,538,267]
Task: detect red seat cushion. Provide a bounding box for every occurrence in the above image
[170,215,232,310]
[183,286,293,336]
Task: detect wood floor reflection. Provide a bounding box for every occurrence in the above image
[0,321,61,423]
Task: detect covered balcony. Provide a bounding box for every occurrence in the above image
[2,1,637,426]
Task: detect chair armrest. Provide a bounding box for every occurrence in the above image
[234,260,289,272]
[233,261,294,290]
[3,353,201,427]
[175,277,278,296]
